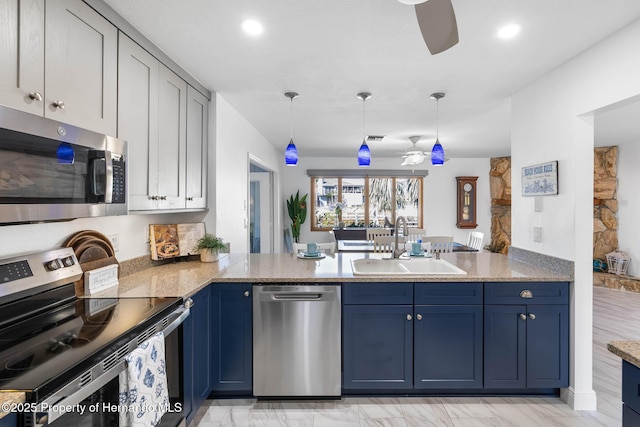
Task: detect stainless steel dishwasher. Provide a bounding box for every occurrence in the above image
[253,284,341,397]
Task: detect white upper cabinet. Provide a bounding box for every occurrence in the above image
[119,32,207,212]
[157,64,188,210]
[0,0,45,116]
[186,86,208,209]
[0,0,117,135]
[117,32,159,211]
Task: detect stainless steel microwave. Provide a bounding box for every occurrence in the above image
[0,105,127,224]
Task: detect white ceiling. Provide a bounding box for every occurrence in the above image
[103,0,640,163]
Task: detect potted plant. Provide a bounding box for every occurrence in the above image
[286,190,308,243]
[193,234,227,262]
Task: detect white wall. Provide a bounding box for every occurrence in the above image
[617,142,640,277]
[214,94,283,254]
[280,156,491,249]
[511,18,640,410]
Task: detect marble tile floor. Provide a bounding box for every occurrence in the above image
[194,286,639,427]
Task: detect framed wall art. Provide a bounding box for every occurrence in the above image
[521,161,558,196]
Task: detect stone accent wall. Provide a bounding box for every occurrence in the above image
[594,272,640,292]
[593,146,618,260]
[489,157,511,254]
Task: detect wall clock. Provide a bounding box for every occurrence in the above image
[456,176,478,229]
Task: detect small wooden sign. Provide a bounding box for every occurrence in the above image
[521,161,558,196]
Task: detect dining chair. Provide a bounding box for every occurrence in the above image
[404,228,426,243]
[292,242,336,254]
[372,235,395,253]
[424,236,454,254]
[467,231,484,251]
[366,228,392,241]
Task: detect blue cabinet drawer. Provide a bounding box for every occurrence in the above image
[484,282,569,305]
[623,360,640,414]
[414,282,482,305]
[343,282,413,305]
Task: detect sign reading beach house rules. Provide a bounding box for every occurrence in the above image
[521,161,558,196]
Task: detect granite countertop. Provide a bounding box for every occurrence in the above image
[93,251,570,299]
[0,251,569,419]
[608,341,640,368]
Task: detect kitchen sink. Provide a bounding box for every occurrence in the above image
[350,258,467,276]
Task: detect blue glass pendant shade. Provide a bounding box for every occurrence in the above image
[431,139,444,166]
[285,138,298,166]
[358,141,371,167]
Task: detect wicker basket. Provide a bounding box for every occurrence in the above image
[606,249,631,275]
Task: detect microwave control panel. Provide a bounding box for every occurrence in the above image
[112,157,125,204]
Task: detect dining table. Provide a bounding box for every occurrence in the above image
[337,240,478,253]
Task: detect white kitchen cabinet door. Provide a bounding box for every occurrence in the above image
[0,0,45,115]
[117,32,160,211]
[186,86,208,209]
[157,64,187,210]
[45,0,117,136]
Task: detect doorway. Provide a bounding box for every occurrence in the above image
[249,160,274,253]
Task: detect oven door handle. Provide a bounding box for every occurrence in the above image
[37,359,127,426]
[162,301,191,337]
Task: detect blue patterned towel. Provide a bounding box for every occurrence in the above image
[119,331,168,426]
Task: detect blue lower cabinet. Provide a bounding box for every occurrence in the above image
[183,285,212,426]
[343,305,413,389]
[211,283,253,394]
[414,305,483,389]
[0,413,16,427]
[623,404,640,427]
[484,304,568,389]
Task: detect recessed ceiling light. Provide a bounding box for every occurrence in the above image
[497,23,521,40]
[241,19,263,36]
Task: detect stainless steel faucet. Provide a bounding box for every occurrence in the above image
[394,216,408,258]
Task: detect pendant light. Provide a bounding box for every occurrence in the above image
[284,91,299,166]
[357,92,372,167]
[430,92,445,166]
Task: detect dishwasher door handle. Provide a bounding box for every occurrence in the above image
[272,293,322,301]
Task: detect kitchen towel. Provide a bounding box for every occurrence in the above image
[119,331,168,427]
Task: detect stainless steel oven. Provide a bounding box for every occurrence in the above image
[0,248,188,426]
[0,105,127,224]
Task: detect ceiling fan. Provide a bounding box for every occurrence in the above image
[398,0,459,55]
[401,136,431,166]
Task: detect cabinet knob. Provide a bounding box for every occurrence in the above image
[29,92,43,101]
[160,195,167,200]
[150,195,158,200]
[406,314,412,321]
[528,313,536,320]
[186,197,194,201]
[244,290,250,297]
[184,298,194,309]
[416,313,423,321]
[520,290,533,298]
[52,100,65,109]
[519,313,527,320]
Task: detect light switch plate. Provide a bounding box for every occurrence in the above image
[533,226,542,242]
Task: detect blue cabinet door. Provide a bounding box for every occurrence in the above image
[484,305,526,389]
[192,286,212,410]
[526,305,569,388]
[183,285,212,425]
[343,305,413,390]
[414,305,483,389]
[0,413,16,427]
[211,283,253,393]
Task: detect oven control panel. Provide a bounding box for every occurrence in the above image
[0,248,83,303]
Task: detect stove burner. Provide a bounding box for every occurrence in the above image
[47,334,91,353]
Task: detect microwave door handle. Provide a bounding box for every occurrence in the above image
[88,157,107,198]
[104,150,114,203]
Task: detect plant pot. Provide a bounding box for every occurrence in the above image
[199,249,219,263]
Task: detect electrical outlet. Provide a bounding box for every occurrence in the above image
[108,233,120,252]
[533,226,542,242]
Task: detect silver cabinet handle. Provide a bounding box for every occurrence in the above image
[52,100,65,109]
[520,290,533,298]
[416,313,423,321]
[528,313,536,320]
[406,314,412,321]
[244,290,250,297]
[29,92,43,101]
[519,313,527,320]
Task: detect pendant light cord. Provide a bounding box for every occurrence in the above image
[290,97,294,140]
[436,97,439,140]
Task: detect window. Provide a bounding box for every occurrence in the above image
[310,175,423,231]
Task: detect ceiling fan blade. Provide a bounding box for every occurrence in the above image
[414,0,459,55]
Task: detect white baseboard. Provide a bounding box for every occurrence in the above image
[561,387,598,410]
